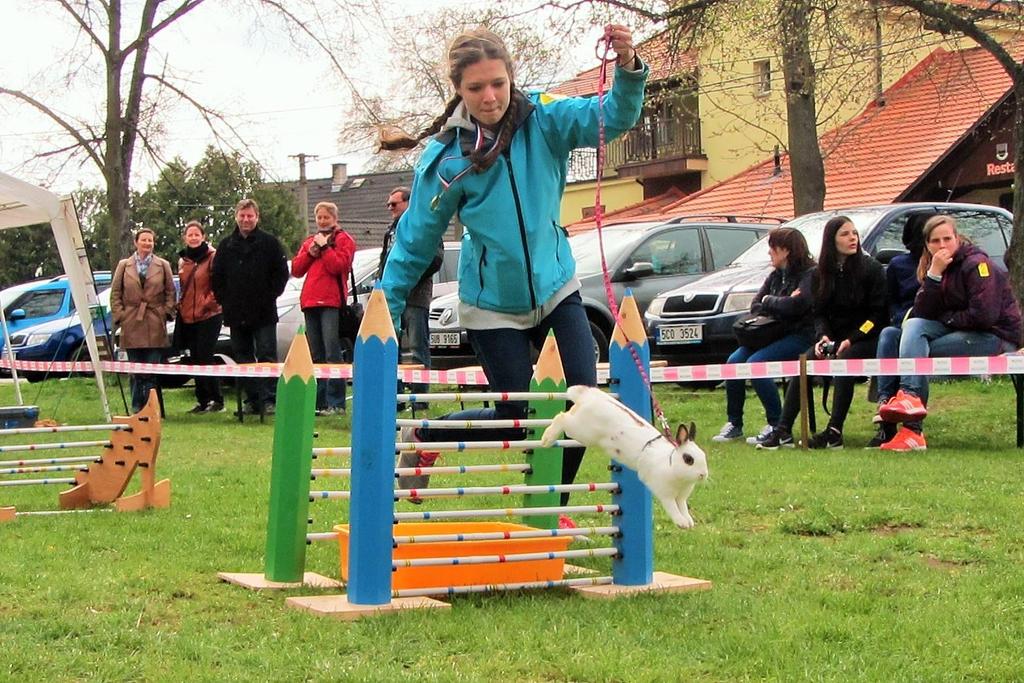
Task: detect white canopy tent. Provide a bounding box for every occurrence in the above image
[0,171,111,420]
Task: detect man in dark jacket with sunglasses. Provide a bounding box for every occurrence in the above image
[379,186,444,409]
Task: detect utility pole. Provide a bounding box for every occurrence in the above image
[290,153,318,234]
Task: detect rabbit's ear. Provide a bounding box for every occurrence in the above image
[675,422,698,443]
[675,423,689,443]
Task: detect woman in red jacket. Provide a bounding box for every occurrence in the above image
[291,201,356,415]
[177,220,225,413]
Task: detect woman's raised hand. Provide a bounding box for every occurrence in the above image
[605,24,637,67]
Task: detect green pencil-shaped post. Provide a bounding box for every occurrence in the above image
[524,332,566,530]
[264,328,317,583]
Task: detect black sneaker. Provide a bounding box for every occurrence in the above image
[187,402,209,414]
[757,427,795,450]
[262,403,276,416]
[808,426,844,450]
[237,403,259,416]
[205,401,225,413]
[865,423,897,449]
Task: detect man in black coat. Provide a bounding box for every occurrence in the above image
[211,198,290,414]
[379,186,443,409]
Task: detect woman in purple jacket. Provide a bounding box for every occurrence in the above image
[878,214,1022,450]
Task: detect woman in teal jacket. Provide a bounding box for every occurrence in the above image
[380,26,647,516]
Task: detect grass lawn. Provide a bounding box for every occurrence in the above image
[1,374,1023,682]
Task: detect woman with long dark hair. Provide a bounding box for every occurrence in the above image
[713,228,816,446]
[758,216,887,449]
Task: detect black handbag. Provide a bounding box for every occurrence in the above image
[732,314,787,350]
[338,268,363,344]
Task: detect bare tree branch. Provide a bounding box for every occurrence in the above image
[54,0,108,53]
[0,87,104,168]
[121,0,207,58]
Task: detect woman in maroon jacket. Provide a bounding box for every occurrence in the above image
[291,201,356,415]
[879,214,1022,450]
[177,220,225,413]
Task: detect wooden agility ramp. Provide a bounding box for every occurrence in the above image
[0,390,169,521]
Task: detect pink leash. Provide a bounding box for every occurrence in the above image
[594,31,675,443]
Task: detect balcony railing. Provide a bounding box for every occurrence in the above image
[566,116,702,182]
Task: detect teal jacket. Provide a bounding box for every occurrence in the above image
[382,61,649,328]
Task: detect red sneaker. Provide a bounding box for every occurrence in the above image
[557,514,577,529]
[880,426,928,452]
[878,390,928,423]
[416,451,440,468]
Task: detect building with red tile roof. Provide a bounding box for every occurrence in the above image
[571,45,1014,227]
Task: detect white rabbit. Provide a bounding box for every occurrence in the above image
[541,385,708,529]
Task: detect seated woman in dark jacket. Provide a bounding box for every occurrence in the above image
[877,214,1022,451]
[712,228,815,446]
[759,216,887,450]
[871,212,929,447]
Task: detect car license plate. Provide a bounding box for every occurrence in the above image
[430,332,461,348]
[658,324,703,344]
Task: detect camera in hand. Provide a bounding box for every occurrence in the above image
[820,340,839,358]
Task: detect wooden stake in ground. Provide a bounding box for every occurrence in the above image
[264,329,317,584]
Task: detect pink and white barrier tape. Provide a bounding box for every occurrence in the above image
[3,355,1024,385]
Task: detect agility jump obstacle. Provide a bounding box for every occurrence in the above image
[220,289,709,617]
[0,390,169,521]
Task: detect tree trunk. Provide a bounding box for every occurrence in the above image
[104,0,132,268]
[1005,74,1024,308]
[780,0,826,217]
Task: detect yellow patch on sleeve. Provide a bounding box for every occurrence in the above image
[978,262,990,278]
[859,320,874,334]
[538,92,567,105]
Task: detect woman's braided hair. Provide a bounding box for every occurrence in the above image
[380,28,518,173]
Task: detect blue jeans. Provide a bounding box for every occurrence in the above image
[401,304,431,396]
[229,322,278,407]
[725,331,813,430]
[875,326,929,404]
[897,317,1012,399]
[305,307,346,410]
[418,291,596,504]
[127,347,163,413]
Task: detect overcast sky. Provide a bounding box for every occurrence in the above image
[0,1,606,195]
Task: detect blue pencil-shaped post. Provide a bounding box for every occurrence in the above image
[609,291,654,585]
[347,286,399,605]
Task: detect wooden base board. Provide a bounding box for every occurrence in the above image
[571,571,712,599]
[217,571,342,590]
[286,594,450,620]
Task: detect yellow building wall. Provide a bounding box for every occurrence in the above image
[560,176,643,226]
[691,4,1015,191]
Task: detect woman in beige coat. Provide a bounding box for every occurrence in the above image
[111,228,176,413]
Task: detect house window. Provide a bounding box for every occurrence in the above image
[754,60,771,96]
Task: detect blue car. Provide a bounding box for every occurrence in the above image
[1,286,116,382]
[1,272,112,351]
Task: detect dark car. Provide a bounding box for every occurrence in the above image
[428,216,778,368]
[644,203,1014,366]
